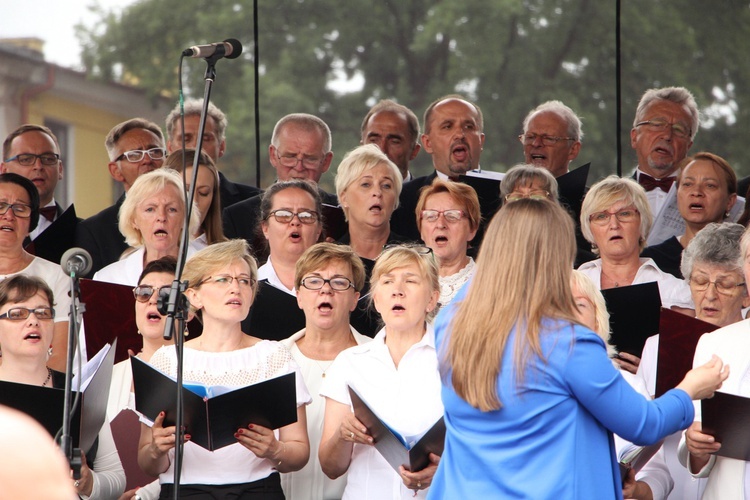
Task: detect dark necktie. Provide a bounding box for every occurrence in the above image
[638,173,674,193]
[39,206,57,222]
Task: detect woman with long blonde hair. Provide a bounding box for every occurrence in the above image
[427,199,728,499]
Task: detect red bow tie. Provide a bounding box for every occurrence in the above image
[39,206,57,222]
[638,173,674,193]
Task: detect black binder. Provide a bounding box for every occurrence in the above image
[132,356,298,451]
[601,282,662,357]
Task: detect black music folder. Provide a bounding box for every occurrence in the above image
[131,356,298,451]
[655,308,718,397]
[557,162,590,220]
[242,280,307,341]
[348,386,445,472]
[322,203,348,241]
[701,391,750,461]
[601,282,661,357]
[0,341,116,453]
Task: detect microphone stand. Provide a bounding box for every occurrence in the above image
[161,51,223,500]
[61,268,85,481]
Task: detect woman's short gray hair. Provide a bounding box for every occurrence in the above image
[500,164,559,201]
[682,222,745,278]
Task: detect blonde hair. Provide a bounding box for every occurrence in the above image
[294,243,366,292]
[580,176,652,254]
[334,144,403,221]
[444,199,578,411]
[164,148,226,245]
[183,239,259,307]
[570,270,616,358]
[118,168,200,247]
[370,246,440,321]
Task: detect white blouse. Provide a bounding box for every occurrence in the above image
[145,341,311,486]
[320,325,443,500]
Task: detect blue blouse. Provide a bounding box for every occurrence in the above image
[428,302,694,500]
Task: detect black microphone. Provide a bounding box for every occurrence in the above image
[183,38,242,59]
[60,247,93,278]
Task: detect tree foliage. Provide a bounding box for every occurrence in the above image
[76,0,750,190]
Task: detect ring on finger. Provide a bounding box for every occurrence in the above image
[417,481,422,489]
[349,431,355,439]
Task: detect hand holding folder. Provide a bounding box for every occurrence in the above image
[131,356,298,451]
[348,386,445,472]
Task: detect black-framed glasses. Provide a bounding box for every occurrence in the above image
[0,202,32,218]
[420,209,466,223]
[589,208,640,226]
[300,276,355,291]
[115,148,166,163]
[0,307,55,321]
[689,275,746,295]
[133,284,171,303]
[275,151,324,169]
[382,243,433,256]
[635,119,691,139]
[518,133,575,146]
[199,274,256,287]
[266,209,319,225]
[504,191,551,202]
[3,153,60,166]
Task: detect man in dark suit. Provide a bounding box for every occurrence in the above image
[391,94,485,240]
[1,124,78,264]
[166,98,260,210]
[74,118,166,275]
[360,99,421,181]
[223,113,336,258]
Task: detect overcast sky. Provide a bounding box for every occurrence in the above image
[0,0,135,69]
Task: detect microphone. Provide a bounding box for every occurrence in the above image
[183,38,242,60]
[60,248,93,278]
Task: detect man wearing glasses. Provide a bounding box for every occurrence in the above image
[166,98,260,210]
[1,124,78,265]
[74,118,166,275]
[223,113,336,255]
[519,100,583,179]
[630,86,699,216]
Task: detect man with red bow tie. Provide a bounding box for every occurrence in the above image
[630,87,699,216]
[1,125,78,264]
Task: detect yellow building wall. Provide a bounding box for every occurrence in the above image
[28,94,137,218]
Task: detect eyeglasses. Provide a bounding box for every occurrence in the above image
[589,208,640,226]
[382,243,433,255]
[115,148,166,163]
[133,284,171,303]
[635,119,691,139]
[689,275,746,295]
[266,209,319,225]
[198,274,255,287]
[3,153,60,166]
[518,133,575,146]
[0,307,55,321]
[275,151,324,170]
[420,209,466,223]
[0,202,32,218]
[300,276,355,291]
[504,191,550,202]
